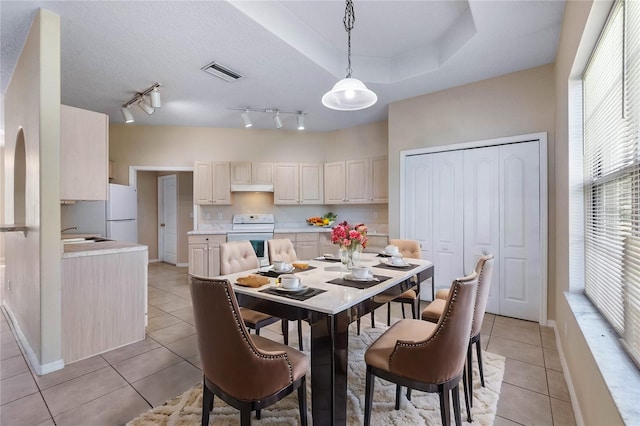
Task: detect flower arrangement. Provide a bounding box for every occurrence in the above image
[331,221,368,251]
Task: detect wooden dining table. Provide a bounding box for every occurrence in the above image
[218,252,434,426]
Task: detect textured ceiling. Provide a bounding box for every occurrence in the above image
[0,1,565,132]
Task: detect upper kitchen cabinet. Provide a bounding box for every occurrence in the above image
[194,161,231,205]
[324,157,387,204]
[60,105,109,200]
[274,163,324,205]
[231,162,273,185]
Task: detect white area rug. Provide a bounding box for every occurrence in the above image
[128,323,505,425]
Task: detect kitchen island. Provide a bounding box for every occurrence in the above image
[62,240,148,364]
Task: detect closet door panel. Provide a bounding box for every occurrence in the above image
[499,141,541,321]
[404,155,433,262]
[464,146,501,314]
[432,151,464,293]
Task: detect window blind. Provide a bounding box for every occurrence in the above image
[583,0,640,366]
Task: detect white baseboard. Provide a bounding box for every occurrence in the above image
[2,304,65,376]
[551,321,585,426]
[176,262,188,267]
[148,258,159,263]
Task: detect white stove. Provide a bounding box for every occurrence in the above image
[226,214,275,265]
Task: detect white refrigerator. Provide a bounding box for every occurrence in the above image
[106,184,138,243]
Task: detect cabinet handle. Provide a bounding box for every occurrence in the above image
[160,223,166,227]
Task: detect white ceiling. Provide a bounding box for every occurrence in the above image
[0,1,565,132]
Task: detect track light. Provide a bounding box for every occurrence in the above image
[137,96,155,115]
[273,111,283,129]
[120,83,161,123]
[297,113,305,130]
[149,87,161,108]
[121,106,134,123]
[242,110,252,128]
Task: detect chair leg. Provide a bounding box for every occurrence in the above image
[452,384,462,426]
[401,303,406,319]
[462,365,471,423]
[297,320,304,351]
[387,303,391,326]
[467,342,473,407]
[357,318,361,335]
[406,387,412,400]
[371,311,375,328]
[364,366,375,426]
[256,408,261,419]
[298,377,308,426]
[201,381,213,426]
[412,298,419,319]
[395,384,402,410]
[240,407,251,426]
[281,320,288,345]
[255,326,260,336]
[475,338,485,387]
[439,386,451,426]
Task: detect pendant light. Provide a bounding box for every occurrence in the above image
[322,0,377,111]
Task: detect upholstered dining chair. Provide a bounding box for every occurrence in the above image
[422,254,495,408]
[363,271,479,426]
[220,240,304,351]
[357,239,422,334]
[190,275,308,426]
[267,238,297,264]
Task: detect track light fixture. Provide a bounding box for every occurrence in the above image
[229,107,307,130]
[241,109,252,128]
[273,111,283,129]
[121,83,161,123]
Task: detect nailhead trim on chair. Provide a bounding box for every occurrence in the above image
[215,278,294,383]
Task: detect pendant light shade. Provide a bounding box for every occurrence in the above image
[322,0,377,111]
[322,78,377,111]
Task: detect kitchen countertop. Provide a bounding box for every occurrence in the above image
[190,224,388,236]
[62,240,148,258]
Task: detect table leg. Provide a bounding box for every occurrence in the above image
[309,310,350,426]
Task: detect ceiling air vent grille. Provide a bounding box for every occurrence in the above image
[201,61,242,82]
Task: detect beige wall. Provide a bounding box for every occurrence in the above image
[3,10,62,369]
[177,171,193,264]
[553,1,623,423]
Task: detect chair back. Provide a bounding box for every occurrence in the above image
[189,276,293,400]
[220,241,260,275]
[268,238,298,264]
[390,271,478,384]
[389,239,422,259]
[471,254,495,338]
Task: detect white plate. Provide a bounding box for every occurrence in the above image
[273,285,308,293]
[273,266,295,273]
[344,273,378,282]
[385,261,411,268]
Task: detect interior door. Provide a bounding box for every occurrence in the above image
[499,141,540,321]
[159,175,178,265]
[404,155,433,263]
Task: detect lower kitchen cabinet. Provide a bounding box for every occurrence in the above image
[274,232,321,260]
[188,234,226,277]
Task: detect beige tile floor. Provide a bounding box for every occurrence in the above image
[1,262,576,425]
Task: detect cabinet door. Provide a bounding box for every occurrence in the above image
[370,157,388,203]
[194,161,213,205]
[189,243,209,277]
[60,105,109,200]
[274,163,299,204]
[209,245,220,277]
[324,162,346,204]
[346,159,370,203]
[212,162,231,205]
[252,163,274,184]
[296,242,319,260]
[231,162,252,184]
[403,155,433,262]
[299,163,324,204]
[318,233,336,256]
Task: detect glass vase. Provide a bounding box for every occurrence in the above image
[339,246,361,270]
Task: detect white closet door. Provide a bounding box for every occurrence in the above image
[404,155,433,262]
[499,141,541,321]
[464,146,501,314]
[431,151,465,294]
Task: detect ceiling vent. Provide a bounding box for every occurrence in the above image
[201,61,242,82]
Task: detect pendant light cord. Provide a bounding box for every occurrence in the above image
[343,0,355,78]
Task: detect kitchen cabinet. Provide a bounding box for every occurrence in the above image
[319,232,336,256]
[231,162,273,185]
[60,105,109,200]
[188,234,226,277]
[274,231,321,260]
[324,157,387,204]
[193,161,231,205]
[273,163,324,205]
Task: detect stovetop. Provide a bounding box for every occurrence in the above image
[230,214,275,232]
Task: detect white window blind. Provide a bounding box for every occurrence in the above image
[583,0,640,366]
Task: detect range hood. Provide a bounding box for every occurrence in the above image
[230,184,274,192]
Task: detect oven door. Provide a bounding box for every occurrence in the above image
[226,232,273,266]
